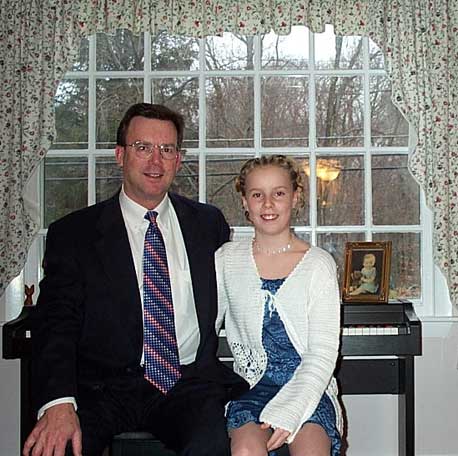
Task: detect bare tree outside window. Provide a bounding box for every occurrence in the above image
[53,80,88,149]
[46,28,423,301]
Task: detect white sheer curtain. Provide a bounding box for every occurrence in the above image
[1,0,457,307]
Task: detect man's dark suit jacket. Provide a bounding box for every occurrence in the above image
[32,192,245,413]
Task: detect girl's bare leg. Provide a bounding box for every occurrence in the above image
[288,422,331,456]
[230,422,271,456]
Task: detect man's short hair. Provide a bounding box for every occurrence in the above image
[116,103,185,148]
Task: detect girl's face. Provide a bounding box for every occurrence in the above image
[242,165,298,237]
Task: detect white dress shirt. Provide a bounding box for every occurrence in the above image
[119,188,200,364]
[38,189,200,418]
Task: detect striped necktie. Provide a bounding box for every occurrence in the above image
[143,210,181,393]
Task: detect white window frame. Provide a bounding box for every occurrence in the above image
[3,28,447,320]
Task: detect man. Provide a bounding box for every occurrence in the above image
[24,103,246,456]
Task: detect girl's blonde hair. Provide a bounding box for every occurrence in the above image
[235,154,304,198]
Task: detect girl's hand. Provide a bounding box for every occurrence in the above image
[260,422,291,451]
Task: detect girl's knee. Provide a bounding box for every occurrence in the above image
[231,445,267,456]
[231,435,268,456]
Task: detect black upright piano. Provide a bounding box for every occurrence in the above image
[337,301,422,456]
[3,300,421,456]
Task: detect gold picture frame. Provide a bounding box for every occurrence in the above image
[342,241,392,303]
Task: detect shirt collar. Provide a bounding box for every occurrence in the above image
[119,187,171,230]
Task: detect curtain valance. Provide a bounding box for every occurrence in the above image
[77,0,369,36]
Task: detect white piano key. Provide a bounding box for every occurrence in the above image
[342,325,405,336]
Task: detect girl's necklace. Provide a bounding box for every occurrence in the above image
[252,236,293,256]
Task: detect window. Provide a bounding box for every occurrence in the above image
[16,26,434,316]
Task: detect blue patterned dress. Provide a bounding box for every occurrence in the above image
[226,278,341,456]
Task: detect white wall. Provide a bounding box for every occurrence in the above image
[0,322,21,456]
[1,318,458,456]
[416,321,458,456]
[343,320,458,456]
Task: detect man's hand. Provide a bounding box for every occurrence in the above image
[23,403,82,456]
[260,422,290,451]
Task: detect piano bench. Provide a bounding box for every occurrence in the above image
[109,432,291,456]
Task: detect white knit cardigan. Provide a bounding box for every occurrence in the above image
[215,240,343,442]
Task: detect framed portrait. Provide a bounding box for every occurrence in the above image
[342,241,392,303]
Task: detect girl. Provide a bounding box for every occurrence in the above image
[216,155,342,456]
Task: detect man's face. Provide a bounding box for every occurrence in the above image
[115,116,182,209]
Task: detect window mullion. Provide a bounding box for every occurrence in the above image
[254,34,261,155]
[87,34,97,206]
[363,37,372,238]
[144,32,152,102]
[308,28,317,245]
[199,38,207,203]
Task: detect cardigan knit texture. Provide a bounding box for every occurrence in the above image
[215,240,343,442]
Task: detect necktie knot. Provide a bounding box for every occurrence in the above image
[145,210,158,225]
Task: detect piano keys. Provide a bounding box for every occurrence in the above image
[340,301,421,357]
[344,325,406,335]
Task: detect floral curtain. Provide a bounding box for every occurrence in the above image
[1,0,457,308]
[374,1,458,307]
[77,0,367,36]
[0,0,81,296]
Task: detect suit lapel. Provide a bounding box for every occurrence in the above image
[94,196,143,352]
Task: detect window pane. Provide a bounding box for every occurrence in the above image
[315,26,363,69]
[261,76,309,147]
[52,80,88,150]
[44,157,88,227]
[315,156,364,226]
[171,154,199,201]
[294,231,311,244]
[232,230,254,241]
[152,32,199,71]
[372,155,420,225]
[151,78,199,149]
[96,78,143,149]
[206,155,252,226]
[317,232,365,287]
[206,77,254,147]
[291,156,310,226]
[39,235,46,280]
[373,232,421,299]
[205,34,255,70]
[369,38,384,69]
[316,76,364,147]
[261,27,309,69]
[96,31,144,71]
[71,37,89,71]
[370,76,408,147]
[95,157,122,203]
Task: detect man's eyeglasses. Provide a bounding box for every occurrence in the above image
[125,141,180,160]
